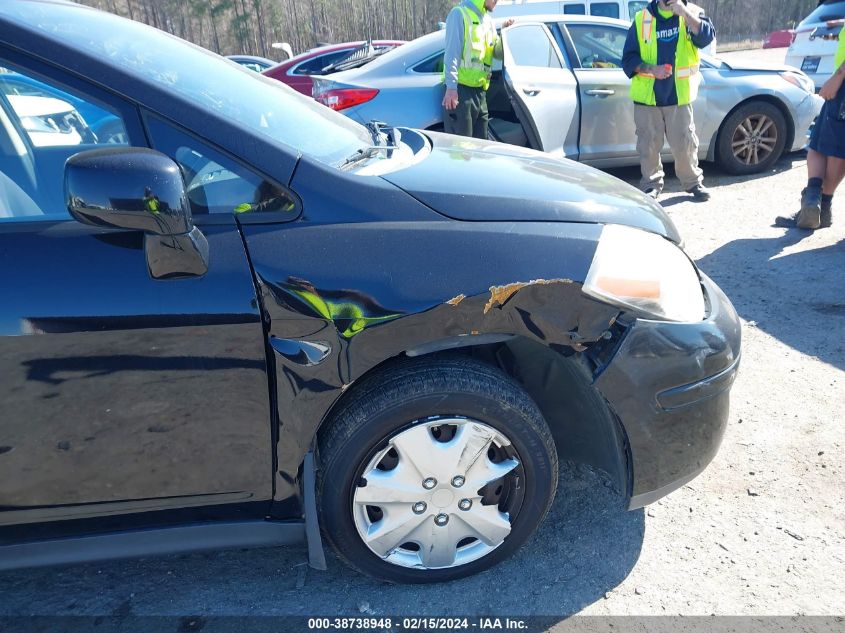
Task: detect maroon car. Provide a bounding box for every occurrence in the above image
[763,29,796,49]
[263,40,405,95]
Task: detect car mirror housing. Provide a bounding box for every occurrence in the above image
[65,147,209,280]
[65,147,192,236]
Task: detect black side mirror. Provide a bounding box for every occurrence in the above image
[66,147,192,234]
[65,147,208,279]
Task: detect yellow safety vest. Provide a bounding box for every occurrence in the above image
[836,28,845,70]
[630,8,701,106]
[456,5,496,90]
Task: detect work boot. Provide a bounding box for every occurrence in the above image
[686,184,711,201]
[644,188,660,200]
[820,198,832,228]
[796,187,822,229]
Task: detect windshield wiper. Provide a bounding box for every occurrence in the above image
[323,48,389,74]
[366,120,388,146]
[338,145,392,171]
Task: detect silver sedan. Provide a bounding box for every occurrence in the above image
[314,15,822,175]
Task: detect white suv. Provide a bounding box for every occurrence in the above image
[785,0,845,91]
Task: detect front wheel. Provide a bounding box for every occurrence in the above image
[317,357,558,583]
[716,101,787,175]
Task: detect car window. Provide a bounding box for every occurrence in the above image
[628,1,648,17]
[505,24,563,68]
[292,49,354,75]
[564,4,586,14]
[145,114,297,218]
[0,67,128,147]
[412,53,446,74]
[0,64,130,221]
[590,2,620,19]
[2,2,371,167]
[566,23,627,68]
[800,0,845,25]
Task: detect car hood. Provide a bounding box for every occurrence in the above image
[380,131,682,244]
[719,59,792,73]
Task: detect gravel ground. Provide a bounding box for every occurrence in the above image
[1,48,843,627]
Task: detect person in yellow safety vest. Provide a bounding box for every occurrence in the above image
[621,0,715,201]
[776,20,845,230]
[442,0,513,139]
[143,186,161,215]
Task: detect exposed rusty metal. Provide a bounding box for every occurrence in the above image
[484,279,573,314]
[446,294,466,306]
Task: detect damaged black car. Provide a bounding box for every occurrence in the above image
[0,0,740,583]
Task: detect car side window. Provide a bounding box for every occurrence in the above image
[412,53,446,74]
[145,114,296,218]
[564,4,586,14]
[566,24,627,69]
[505,25,563,69]
[590,2,620,19]
[0,64,130,221]
[292,50,353,75]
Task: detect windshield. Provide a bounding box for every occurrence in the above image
[800,0,845,26]
[0,2,371,165]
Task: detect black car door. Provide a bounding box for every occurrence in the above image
[0,54,273,533]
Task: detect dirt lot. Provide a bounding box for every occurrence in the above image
[0,48,843,626]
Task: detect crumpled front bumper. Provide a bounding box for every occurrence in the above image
[594,273,742,509]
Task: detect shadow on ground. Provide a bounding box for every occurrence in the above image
[697,229,845,371]
[0,463,644,619]
[604,151,808,194]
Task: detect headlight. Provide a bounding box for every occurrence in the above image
[582,224,705,322]
[780,71,814,94]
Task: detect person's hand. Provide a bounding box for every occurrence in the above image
[502,18,515,28]
[443,88,459,110]
[652,64,673,80]
[819,74,843,100]
[662,0,686,17]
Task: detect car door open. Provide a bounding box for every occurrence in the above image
[500,22,580,158]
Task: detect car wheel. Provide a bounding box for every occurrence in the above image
[717,101,787,175]
[317,357,558,583]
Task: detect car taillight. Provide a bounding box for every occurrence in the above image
[315,88,379,110]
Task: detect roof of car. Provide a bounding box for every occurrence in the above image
[498,13,631,27]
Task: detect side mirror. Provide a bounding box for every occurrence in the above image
[66,147,192,235]
[65,147,208,279]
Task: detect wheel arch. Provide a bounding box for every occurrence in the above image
[709,95,794,163]
[314,337,631,501]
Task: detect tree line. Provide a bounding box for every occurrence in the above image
[77,0,827,61]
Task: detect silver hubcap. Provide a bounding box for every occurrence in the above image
[352,418,520,570]
[732,114,777,166]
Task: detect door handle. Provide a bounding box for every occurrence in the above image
[585,89,615,97]
[522,87,541,96]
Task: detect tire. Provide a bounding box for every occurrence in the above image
[717,100,787,175]
[317,357,558,583]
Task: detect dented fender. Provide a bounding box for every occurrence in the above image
[238,218,619,509]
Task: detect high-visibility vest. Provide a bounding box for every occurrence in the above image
[456,5,496,90]
[836,29,845,70]
[630,8,701,106]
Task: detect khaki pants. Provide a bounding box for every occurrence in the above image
[634,103,703,193]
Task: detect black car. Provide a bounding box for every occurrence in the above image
[0,0,740,583]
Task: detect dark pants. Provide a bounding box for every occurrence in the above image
[443,84,488,139]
